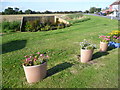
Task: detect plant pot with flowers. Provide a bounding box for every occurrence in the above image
[22,52,49,83]
[108,30,120,48]
[80,39,96,63]
[99,35,111,52]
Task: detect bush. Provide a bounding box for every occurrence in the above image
[69,17,91,24]
[25,21,33,32]
[25,20,42,32]
[64,13,83,20]
[24,20,70,32]
[2,21,20,33]
[41,25,51,31]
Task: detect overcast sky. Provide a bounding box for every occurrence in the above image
[1,0,116,12]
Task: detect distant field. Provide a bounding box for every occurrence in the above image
[0,14,66,22]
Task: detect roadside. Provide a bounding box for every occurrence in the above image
[84,13,120,20]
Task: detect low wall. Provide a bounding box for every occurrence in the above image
[20,16,70,31]
[20,16,55,31]
[0,14,65,23]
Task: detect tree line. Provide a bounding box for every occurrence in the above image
[1,7,83,15]
[1,7,102,15]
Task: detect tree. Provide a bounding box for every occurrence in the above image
[84,10,89,13]
[4,7,15,14]
[25,9,32,14]
[14,7,19,12]
[89,7,96,13]
[14,7,19,14]
[18,10,23,14]
[44,10,52,14]
[96,8,101,12]
[2,12,5,15]
[31,11,36,14]
[36,11,41,14]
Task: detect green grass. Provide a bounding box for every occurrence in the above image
[2,15,118,88]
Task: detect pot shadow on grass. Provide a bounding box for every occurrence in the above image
[91,52,109,60]
[1,40,27,54]
[92,46,115,60]
[107,46,116,51]
[46,62,74,78]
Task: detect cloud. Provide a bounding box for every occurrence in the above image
[1,0,114,2]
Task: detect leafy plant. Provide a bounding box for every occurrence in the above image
[109,30,120,37]
[24,20,70,32]
[99,35,111,43]
[112,36,120,43]
[80,39,96,50]
[25,21,33,32]
[2,21,20,32]
[69,17,90,24]
[108,30,120,43]
[65,13,83,20]
[25,20,41,32]
[23,52,49,66]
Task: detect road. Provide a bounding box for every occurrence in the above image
[85,13,120,20]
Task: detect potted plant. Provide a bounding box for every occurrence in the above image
[99,35,111,52]
[22,52,49,83]
[80,39,96,63]
[108,30,120,48]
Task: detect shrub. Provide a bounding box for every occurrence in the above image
[41,25,51,31]
[24,20,70,32]
[64,13,83,20]
[69,17,90,24]
[80,39,96,50]
[25,21,33,32]
[2,21,20,33]
[25,20,41,32]
[57,22,66,29]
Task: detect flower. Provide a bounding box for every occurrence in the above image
[113,36,117,38]
[36,52,40,54]
[34,58,37,61]
[104,38,110,41]
[99,35,111,43]
[29,56,32,58]
[46,55,49,58]
[24,55,28,58]
[107,36,110,38]
[40,54,44,57]
[27,58,31,61]
[23,52,49,66]
[80,40,96,50]
[108,30,120,43]
[99,36,106,38]
[117,37,120,39]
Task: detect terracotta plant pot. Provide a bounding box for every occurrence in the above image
[100,42,108,52]
[80,49,94,63]
[23,62,47,83]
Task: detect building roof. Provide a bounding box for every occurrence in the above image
[110,0,120,5]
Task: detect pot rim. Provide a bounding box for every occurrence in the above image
[23,62,47,68]
[100,41,108,44]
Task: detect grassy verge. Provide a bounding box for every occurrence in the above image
[2,15,118,88]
